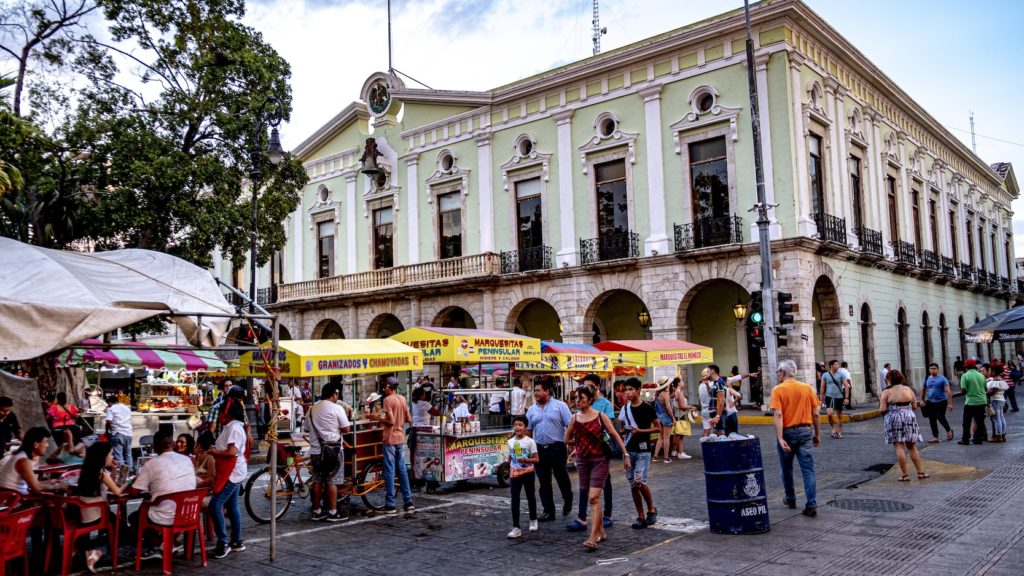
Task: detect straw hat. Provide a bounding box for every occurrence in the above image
[653,375,670,391]
[365,392,382,404]
[684,406,700,423]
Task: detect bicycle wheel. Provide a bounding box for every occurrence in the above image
[495,462,510,488]
[359,461,391,511]
[245,466,294,524]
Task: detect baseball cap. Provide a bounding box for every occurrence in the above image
[964,358,977,369]
[384,376,400,389]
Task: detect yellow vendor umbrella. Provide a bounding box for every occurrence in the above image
[390,327,541,364]
[230,339,423,378]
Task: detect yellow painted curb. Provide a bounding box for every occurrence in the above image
[689,408,884,426]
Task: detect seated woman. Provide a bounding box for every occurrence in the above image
[49,425,87,465]
[0,426,54,495]
[175,434,195,460]
[74,442,122,573]
[194,431,215,489]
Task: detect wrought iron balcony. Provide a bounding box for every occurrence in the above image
[1000,277,1010,291]
[959,263,974,281]
[257,286,277,306]
[223,291,247,307]
[940,256,955,276]
[673,215,743,252]
[813,212,848,245]
[988,271,999,287]
[580,230,640,265]
[920,249,939,272]
[975,268,987,285]
[854,227,883,256]
[892,240,918,266]
[500,246,552,274]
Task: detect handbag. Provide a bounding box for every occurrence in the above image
[309,403,342,477]
[672,418,692,436]
[985,403,996,417]
[599,414,623,459]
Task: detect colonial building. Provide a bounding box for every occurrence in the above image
[226,0,1020,403]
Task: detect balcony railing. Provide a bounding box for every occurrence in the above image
[1000,277,1010,291]
[940,256,955,276]
[277,253,501,302]
[893,240,918,266]
[854,227,883,256]
[975,268,987,286]
[223,291,247,307]
[673,215,744,252]
[921,249,939,272]
[500,246,553,274]
[580,230,640,265]
[813,212,848,245]
[959,263,974,281]
[988,271,999,287]
[257,286,277,306]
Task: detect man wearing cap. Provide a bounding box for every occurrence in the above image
[304,383,351,522]
[958,359,988,445]
[370,377,415,513]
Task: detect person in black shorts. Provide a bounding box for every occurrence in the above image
[819,360,847,438]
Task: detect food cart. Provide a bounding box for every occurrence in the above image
[57,339,226,446]
[390,327,541,491]
[514,341,613,406]
[236,339,423,513]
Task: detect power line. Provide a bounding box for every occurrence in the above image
[945,126,1024,149]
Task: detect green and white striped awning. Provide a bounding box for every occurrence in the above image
[57,339,226,372]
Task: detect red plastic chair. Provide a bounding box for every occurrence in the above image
[135,488,209,575]
[45,496,119,576]
[0,505,39,576]
[0,490,20,512]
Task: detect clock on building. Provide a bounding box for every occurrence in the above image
[368,80,391,115]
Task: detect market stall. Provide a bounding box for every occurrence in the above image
[596,339,714,401]
[57,339,226,445]
[515,341,613,405]
[390,327,541,489]
[235,339,424,510]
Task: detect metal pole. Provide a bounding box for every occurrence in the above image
[744,0,779,410]
[249,169,259,316]
[269,317,280,560]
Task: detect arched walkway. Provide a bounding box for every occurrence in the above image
[366,313,404,339]
[506,299,562,342]
[958,315,967,362]
[433,306,477,329]
[938,313,949,376]
[812,276,843,363]
[584,289,651,343]
[278,325,293,341]
[680,279,755,402]
[312,319,345,339]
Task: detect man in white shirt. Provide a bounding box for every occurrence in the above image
[104,395,133,470]
[510,378,529,416]
[303,383,351,522]
[128,430,197,556]
[880,363,891,392]
[287,381,305,427]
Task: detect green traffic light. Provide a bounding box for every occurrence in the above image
[751,311,763,323]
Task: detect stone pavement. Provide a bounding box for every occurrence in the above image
[117,396,1020,576]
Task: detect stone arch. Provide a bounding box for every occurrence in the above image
[505,298,562,341]
[420,294,484,332]
[278,324,293,341]
[494,282,579,339]
[583,289,650,343]
[312,319,345,339]
[432,306,477,329]
[859,303,878,397]
[365,313,404,339]
[812,275,844,363]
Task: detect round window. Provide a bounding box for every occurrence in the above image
[318,187,330,203]
[440,153,454,171]
[518,138,533,157]
[598,117,617,137]
[697,92,715,114]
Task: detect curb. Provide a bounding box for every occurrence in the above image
[720,408,882,426]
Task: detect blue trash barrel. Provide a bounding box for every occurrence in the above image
[701,436,770,534]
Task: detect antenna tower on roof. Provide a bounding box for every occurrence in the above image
[592,0,607,56]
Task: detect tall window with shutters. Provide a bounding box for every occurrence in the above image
[438,192,462,259]
[886,176,899,242]
[849,156,863,231]
[373,206,394,269]
[317,220,335,278]
[808,135,825,215]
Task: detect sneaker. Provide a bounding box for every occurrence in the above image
[140,547,162,561]
[528,519,539,532]
[602,517,614,528]
[382,505,398,514]
[631,517,647,529]
[670,451,678,458]
[403,501,416,512]
[311,509,327,521]
[172,544,184,556]
[507,527,522,539]
[212,543,230,559]
[230,541,246,553]
[645,510,658,526]
[678,452,693,460]
[325,510,348,522]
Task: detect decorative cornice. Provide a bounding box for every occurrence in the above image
[638,85,663,102]
[670,103,742,151]
[553,109,575,125]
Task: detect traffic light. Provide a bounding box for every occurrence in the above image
[777,291,794,325]
[776,326,789,348]
[749,291,764,325]
[748,324,765,349]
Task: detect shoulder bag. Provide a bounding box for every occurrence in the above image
[599,413,624,460]
[309,403,342,477]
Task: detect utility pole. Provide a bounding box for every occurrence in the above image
[743,0,779,410]
[969,110,977,153]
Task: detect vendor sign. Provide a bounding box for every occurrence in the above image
[516,341,611,373]
[596,339,713,367]
[415,433,507,482]
[391,327,541,364]
[231,339,422,378]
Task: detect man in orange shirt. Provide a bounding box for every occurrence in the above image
[371,377,415,514]
[770,359,820,517]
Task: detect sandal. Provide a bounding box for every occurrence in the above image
[583,540,598,552]
[947,431,954,441]
[836,433,844,439]
[917,472,930,480]
[928,438,939,444]
[897,475,911,482]
[830,432,838,439]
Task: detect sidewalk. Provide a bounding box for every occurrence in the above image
[574,425,1024,576]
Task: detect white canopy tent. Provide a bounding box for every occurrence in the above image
[0,236,235,361]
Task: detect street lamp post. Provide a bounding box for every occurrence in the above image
[248,97,285,313]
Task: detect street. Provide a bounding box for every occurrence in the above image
[128,397,1023,576]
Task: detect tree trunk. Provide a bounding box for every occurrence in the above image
[22,355,86,409]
